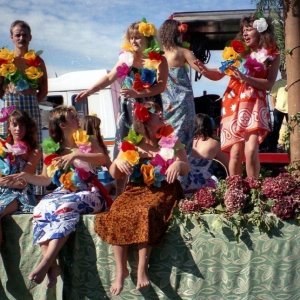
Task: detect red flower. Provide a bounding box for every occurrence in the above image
[120,140,136,152]
[132,73,144,91]
[155,124,174,138]
[148,51,162,61]
[134,102,150,122]
[0,58,8,65]
[44,153,59,166]
[231,40,246,54]
[178,23,188,33]
[25,56,42,67]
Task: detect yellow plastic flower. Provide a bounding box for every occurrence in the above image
[0,63,17,77]
[0,48,14,63]
[143,58,160,70]
[120,150,140,166]
[0,144,5,157]
[222,46,239,61]
[46,164,59,178]
[23,50,37,61]
[60,171,77,192]
[141,164,154,186]
[138,22,156,37]
[73,129,89,145]
[25,66,43,80]
[222,46,241,75]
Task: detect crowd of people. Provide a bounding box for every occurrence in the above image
[0,12,283,295]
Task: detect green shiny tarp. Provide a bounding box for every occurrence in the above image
[1,214,300,299]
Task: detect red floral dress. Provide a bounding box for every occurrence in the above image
[220,48,278,152]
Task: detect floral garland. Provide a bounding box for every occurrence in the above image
[42,129,95,192]
[119,105,182,187]
[117,18,164,91]
[0,48,44,91]
[0,137,29,176]
[219,39,277,77]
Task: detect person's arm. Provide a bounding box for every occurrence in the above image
[109,151,133,180]
[183,48,225,81]
[119,56,169,99]
[75,64,119,102]
[229,55,280,91]
[36,58,48,102]
[165,144,190,183]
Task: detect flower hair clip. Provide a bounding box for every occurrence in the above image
[178,23,188,33]
[138,18,156,37]
[253,17,268,33]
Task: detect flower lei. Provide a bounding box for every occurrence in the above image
[119,120,182,187]
[0,138,29,176]
[42,129,94,192]
[0,48,44,91]
[219,39,277,77]
[117,18,164,90]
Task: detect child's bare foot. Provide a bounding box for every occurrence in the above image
[28,258,51,284]
[136,271,150,290]
[110,269,129,296]
[47,263,61,288]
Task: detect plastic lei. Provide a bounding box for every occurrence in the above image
[0,138,29,176]
[117,18,164,90]
[0,48,44,91]
[119,124,183,187]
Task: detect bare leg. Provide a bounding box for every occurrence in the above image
[136,243,151,290]
[0,200,19,247]
[245,134,260,178]
[229,143,244,176]
[39,243,61,288]
[28,236,68,285]
[110,245,129,296]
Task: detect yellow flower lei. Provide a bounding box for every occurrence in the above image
[0,48,44,91]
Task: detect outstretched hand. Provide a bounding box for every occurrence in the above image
[114,158,133,176]
[75,90,89,102]
[165,161,181,184]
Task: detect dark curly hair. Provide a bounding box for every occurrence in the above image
[158,19,181,50]
[7,109,38,150]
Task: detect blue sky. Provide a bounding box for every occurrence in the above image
[0,0,256,97]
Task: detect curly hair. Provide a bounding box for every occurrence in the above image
[158,19,181,50]
[82,115,109,155]
[238,15,278,51]
[194,113,214,141]
[7,109,38,150]
[48,105,77,144]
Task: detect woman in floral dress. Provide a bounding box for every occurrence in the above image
[11,105,112,288]
[197,14,280,178]
[94,102,189,296]
[0,108,41,246]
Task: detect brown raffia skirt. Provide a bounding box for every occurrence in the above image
[94,180,183,246]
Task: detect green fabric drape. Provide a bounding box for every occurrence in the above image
[1,214,300,299]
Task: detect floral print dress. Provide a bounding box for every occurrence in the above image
[161,66,195,154]
[0,156,35,213]
[220,48,278,151]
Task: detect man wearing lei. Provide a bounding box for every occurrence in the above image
[94,102,189,296]
[0,20,47,143]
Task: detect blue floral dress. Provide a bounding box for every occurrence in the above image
[181,156,216,195]
[0,156,36,213]
[32,163,108,245]
[161,66,195,154]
